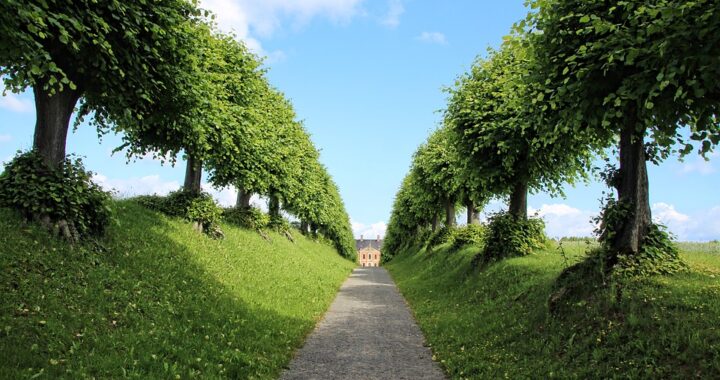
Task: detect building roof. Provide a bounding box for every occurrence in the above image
[356,238,383,251]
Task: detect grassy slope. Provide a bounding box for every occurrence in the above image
[387,240,720,379]
[0,200,355,379]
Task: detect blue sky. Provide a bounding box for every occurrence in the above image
[1,0,718,241]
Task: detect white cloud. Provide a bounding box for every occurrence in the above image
[93,174,180,198]
[417,31,447,44]
[0,93,32,113]
[679,157,715,175]
[352,219,387,239]
[529,203,597,238]
[200,0,364,60]
[652,202,690,225]
[0,134,11,143]
[201,184,268,210]
[381,0,404,27]
[650,202,720,241]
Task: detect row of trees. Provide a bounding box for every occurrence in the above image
[385,0,719,271]
[0,0,355,258]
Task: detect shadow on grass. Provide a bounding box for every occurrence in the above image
[0,202,311,379]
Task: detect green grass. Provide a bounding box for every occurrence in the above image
[0,200,355,379]
[387,240,720,379]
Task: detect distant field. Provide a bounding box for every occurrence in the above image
[0,200,355,379]
[387,240,720,379]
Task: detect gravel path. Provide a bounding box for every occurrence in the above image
[281,267,445,380]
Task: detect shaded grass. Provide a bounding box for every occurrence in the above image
[0,200,355,379]
[387,240,720,379]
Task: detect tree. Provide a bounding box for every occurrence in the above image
[529,0,720,259]
[113,27,264,195]
[411,127,463,227]
[445,36,592,220]
[0,0,201,169]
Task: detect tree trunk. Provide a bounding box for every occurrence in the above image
[508,180,528,220]
[268,194,280,219]
[445,199,456,228]
[183,155,202,194]
[236,188,252,208]
[300,220,309,235]
[431,213,439,232]
[33,85,81,168]
[467,202,480,225]
[610,120,651,257]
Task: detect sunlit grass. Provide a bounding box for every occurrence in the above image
[387,239,720,379]
[0,200,355,379]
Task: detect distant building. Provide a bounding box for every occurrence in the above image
[356,235,382,267]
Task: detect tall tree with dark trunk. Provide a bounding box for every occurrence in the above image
[444,199,456,228]
[445,35,592,221]
[411,127,462,228]
[466,202,480,225]
[184,155,203,195]
[0,0,201,169]
[32,84,81,167]
[236,189,252,209]
[529,0,720,260]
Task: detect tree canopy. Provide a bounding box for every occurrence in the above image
[528,0,720,257]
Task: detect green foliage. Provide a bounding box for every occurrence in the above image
[444,34,593,205]
[135,190,222,237]
[593,195,686,276]
[185,194,222,231]
[268,215,291,234]
[449,224,486,250]
[0,200,354,378]
[615,224,686,277]
[222,207,269,230]
[387,241,720,378]
[528,0,720,159]
[0,150,110,239]
[0,0,204,146]
[425,226,453,249]
[479,212,546,262]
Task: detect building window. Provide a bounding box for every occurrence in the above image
[362,254,365,260]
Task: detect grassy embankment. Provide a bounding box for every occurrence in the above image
[0,200,355,379]
[387,238,720,379]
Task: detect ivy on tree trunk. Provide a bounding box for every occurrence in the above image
[33,85,80,169]
[611,119,652,257]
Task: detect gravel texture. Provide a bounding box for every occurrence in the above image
[281,267,445,380]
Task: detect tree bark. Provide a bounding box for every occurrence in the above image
[236,188,252,208]
[467,202,480,225]
[184,155,202,194]
[268,194,280,219]
[300,220,309,235]
[508,180,528,220]
[445,199,456,228]
[431,213,439,232]
[610,119,651,257]
[33,85,81,169]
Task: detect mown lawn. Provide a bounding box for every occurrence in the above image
[387,240,720,379]
[0,200,355,379]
